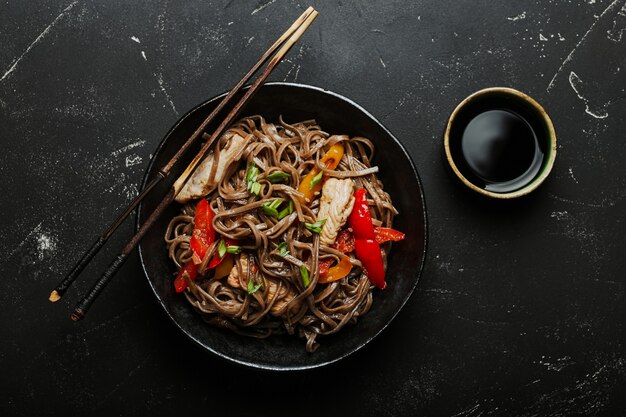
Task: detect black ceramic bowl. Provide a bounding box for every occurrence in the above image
[137,82,427,370]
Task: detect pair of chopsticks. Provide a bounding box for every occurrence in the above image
[49,7,319,321]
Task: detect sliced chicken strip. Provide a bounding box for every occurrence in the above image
[317,178,355,245]
[175,133,248,203]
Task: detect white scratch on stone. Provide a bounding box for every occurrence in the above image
[607,3,626,41]
[4,223,43,262]
[546,0,623,92]
[568,167,579,183]
[548,193,614,208]
[123,183,139,200]
[539,33,548,41]
[130,36,141,43]
[0,0,79,83]
[507,11,526,21]
[155,72,178,115]
[111,139,146,157]
[141,51,147,61]
[379,56,387,68]
[124,154,142,167]
[251,0,277,15]
[569,71,609,119]
[36,233,58,261]
[551,211,569,220]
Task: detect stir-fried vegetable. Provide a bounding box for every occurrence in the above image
[297,143,344,203]
[348,188,386,289]
[374,227,405,244]
[318,255,353,283]
[189,199,215,265]
[213,254,234,280]
[305,219,326,233]
[354,239,385,289]
[174,261,198,293]
[334,229,355,253]
[334,226,405,253]
[174,199,240,291]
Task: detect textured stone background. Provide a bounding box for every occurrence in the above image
[1,1,624,415]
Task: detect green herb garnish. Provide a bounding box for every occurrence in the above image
[246,162,261,195]
[249,182,262,196]
[218,240,241,258]
[300,265,310,288]
[262,198,284,217]
[276,242,289,257]
[304,219,326,234]
[277,200,294,220]
[266,171,290,183]
[226,245,241,254]
[218,240,227,258]
[246,162,259,183]
[247,279,262,294]
[310,170,324,187]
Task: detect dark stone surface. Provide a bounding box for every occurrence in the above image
[1,0,624,415]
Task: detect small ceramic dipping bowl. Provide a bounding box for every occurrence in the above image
[444,87,557,199]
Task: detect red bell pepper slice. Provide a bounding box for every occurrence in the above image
[354,239,386,289]
[334,229,355,253]
[318,258,335,276]
[207,237,237,269]
[335,227,405,253]
[189,199,215,265]
[348,188,387,289]
[174,261,198,293]
[348,188,376,240]
[374,227,405,244]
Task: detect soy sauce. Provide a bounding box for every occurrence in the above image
[449,97,547,193]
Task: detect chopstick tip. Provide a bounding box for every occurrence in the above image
[48,290,61,303]
[70,310,84,322]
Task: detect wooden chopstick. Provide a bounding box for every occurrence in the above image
[48,6,317,304]
[69,8,319,321]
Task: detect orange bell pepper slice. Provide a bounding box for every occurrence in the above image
[213,253,235,279]
[319,255,353,283]
[297,143,344,204]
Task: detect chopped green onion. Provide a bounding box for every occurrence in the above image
[262,205,278,217]
[305,219,327,234]
[310,170,324,187]
[246,163,261,195]
[218,240,240,257]
[250,182,262,196]
[217,240,227,258]
[300,265,310,288]
[266,171,290,183]
[226,245,241,254]
[276,242,289,257]
[247,279,262,295]
[246,162,259,183]
[277,200,294,220]
[262,198,284,218]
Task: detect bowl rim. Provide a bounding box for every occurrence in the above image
[136,81,428,371]
[443,86,557,199]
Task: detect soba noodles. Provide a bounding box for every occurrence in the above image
[164,116,401,352]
